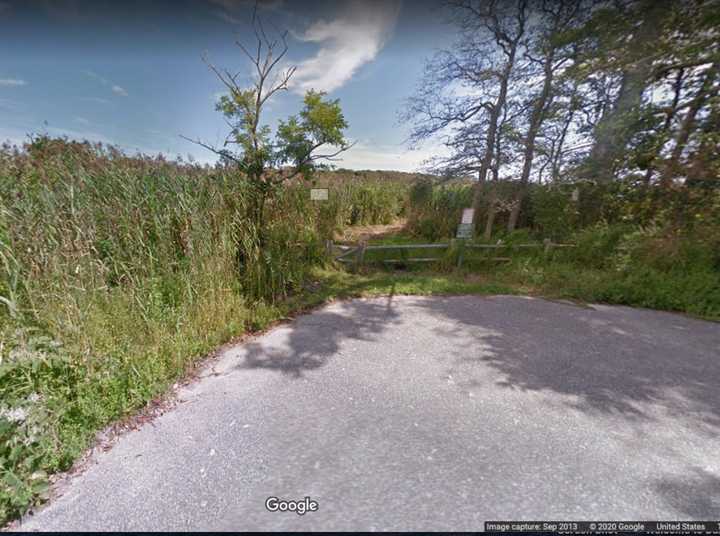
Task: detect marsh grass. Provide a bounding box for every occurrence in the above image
[0,137,409,523]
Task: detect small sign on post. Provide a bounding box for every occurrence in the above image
[310,188,329,201]
[456,223,473,239]
[456,208,475,239]
[461,208,475,225]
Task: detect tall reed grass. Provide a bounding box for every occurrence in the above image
[406,179,473,240]
[0,136,408,522]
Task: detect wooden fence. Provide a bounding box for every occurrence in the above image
[327,238,576,270]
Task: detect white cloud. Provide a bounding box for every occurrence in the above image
[0,78,26,87]
[83,70,128,97]
[291,0,400,94]
[449,80,484,99]
[336,139,450,172]
[83,70,109,85]
[74,117,90,125]
[112,85,128,97]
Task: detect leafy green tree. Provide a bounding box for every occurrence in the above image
[569,0,671,181]
[567,0,719,184]
[401,0,531,239]
[507,0,585,231]
[184,10,351,233]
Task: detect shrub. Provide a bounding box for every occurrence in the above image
[529,185,579,240]
[566,222,634,269]
[407,180,472,240]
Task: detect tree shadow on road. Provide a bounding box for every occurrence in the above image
[225,293,720,518]
[415,295,720,432]
[236,293,401,377]
[653,467,720,518]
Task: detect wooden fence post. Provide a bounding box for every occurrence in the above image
[543,238,553,257]
[454,239,466,268]
[356,241,367,272]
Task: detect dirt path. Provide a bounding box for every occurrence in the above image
[334,218,407,243]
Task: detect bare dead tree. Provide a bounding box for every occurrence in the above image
[182,6,351,234]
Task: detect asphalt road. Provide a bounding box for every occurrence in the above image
[15,296,720,531]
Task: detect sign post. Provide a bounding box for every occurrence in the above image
[456,208,475,239]
[455,208,475,267]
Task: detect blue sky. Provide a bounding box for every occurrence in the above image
[0,0,453,171]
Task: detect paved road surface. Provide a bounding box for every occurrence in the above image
[15,296,720,531]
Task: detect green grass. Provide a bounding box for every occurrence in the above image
[2,248,717,526]
[307,262,720,322]
[0,262,519,526]
[311,267,516,299]
[239,266,519,333]
[331,229,720,322]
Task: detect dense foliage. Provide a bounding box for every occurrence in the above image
[403,0,719,234]
[405,178,720,318]
[0,137,407,523]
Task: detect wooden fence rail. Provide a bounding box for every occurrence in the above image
[326,239,576,270]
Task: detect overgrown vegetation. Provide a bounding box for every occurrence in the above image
[402,0,719,235]
[1,135,718,524]
[396,0,720,319]
[399,176,720,318]
[0,137,408,523]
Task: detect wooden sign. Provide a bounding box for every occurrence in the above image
[310,188,329,201]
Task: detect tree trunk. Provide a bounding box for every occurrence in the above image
[660,62,719,186]
[643,68,684,184]
[507,199,522,233]
[508,47,557,232]
[687,105,720,185]
[472,47,518,229]
[484,194,497,241]
[552,107,574,181]
[585,1,667,182]
[472,102,502,212]
[550,81,579,182]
